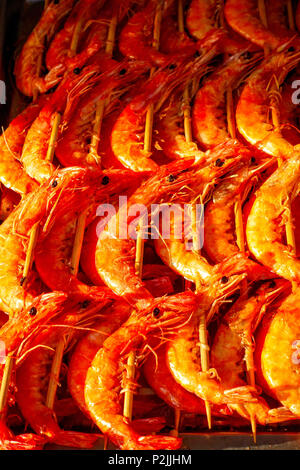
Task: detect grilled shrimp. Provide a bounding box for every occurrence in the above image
[119,0,171,67]
[143,343,231,417]
[94,149,243,305]
[0,98,47,194]
[224,0,282,51]
[192,51,262,149]
[211,280,297,424]
[35,169,144,298]
[256,289,300,417]
[45,0,105,70]
[236,50,300,159]
[167,281,258,407]
[111,53,216,172]
[0,420,46,450]
[85,291,198,450]
[14,0,74,97]
[186,0,251,55]
[204,158,275,264]
[21,63,105,183]
[0,167,109,315]
[68,300,131,415]
[246,155,300,284]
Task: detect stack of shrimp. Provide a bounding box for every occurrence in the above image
[1,0,300,450]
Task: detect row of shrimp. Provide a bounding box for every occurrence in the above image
[0,0,300,451]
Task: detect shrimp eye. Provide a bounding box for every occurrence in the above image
[288,46,295,52]
[169,64,176,70]
[52,180,58,188]
[193,51,200,58]
[29,307,37,316]
[268,280,276,288]
[101,176,110,185]
[242,51,251,60]
[153,307,160,317]
[168,174,177,182]
[251,156,256,164]
[20,277,26,286]
[215,159,224,167]
[221,276,229,284]
[119,68,127,75]
[54,0,60,4]
[80,300,90,309]
[73,67,81,75]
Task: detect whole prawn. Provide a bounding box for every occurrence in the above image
[0,98,46,194]
[236,49,300,159]
[94,151,243,306]
[85,291,198,450]
[21,62,105,183]
[192,50,262,149]
[211,280,297,424]
[34,169,144,298]
[111,52,217,172]
[0,167,110,315]
[246,155,300,284]
[224,0,283,51]
[14,0,74,97]
[255,289,300,417]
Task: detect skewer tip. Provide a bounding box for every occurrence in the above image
[205,401,212,430]
[250,414,257,444]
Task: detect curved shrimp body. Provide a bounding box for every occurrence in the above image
[143,343,231,418]
[211,280,297,424]
[85,291,197,450]
[166,288,258,407]
[204,158,274,264]
[119,0,171,67]
[224,0,282,51]
[256,290,300,417]
[68,301,131,415]
[236,51,300,159]
[16,340,100,448]
[186,0,251,55]
[110,53,218,172]
[55,62,146,168]
[246,155,300,283]
[94,152,241,305]
[45,0,105,70]
[0,99,46,194]
[35,169,144,298]
[154,93,206,161]
[21,63,104,183]
[0,167,107,314]
[192,51,262,149]
[14,0,74,97]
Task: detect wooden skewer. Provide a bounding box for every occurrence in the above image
[123,0,164,424]
[88,14,118,165]
[45,337,66,409]
[0,355,14,416]
[287,0,295,31]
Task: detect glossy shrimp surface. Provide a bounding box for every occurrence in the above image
[85,292,197,450]
[192,51,262,149]
[224,0,282,51]
[211,280,297,424]
[256,290,300,416]
[236,51,300,159]
[246,155,300,283]
[14,0,74,96]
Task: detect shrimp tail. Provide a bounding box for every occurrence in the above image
[216,252,277,282]
[131,417,167,435]
[0,435,46,450]
[267,407,299,424]
[136,434,182,450]
[224,385,259,404]
[51,431,100,449]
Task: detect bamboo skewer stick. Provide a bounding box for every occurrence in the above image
[122,0,164,424]
[287,0,295,31]
[45,337,66,409]
[0,354,14,416]
[88,14,118,165]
